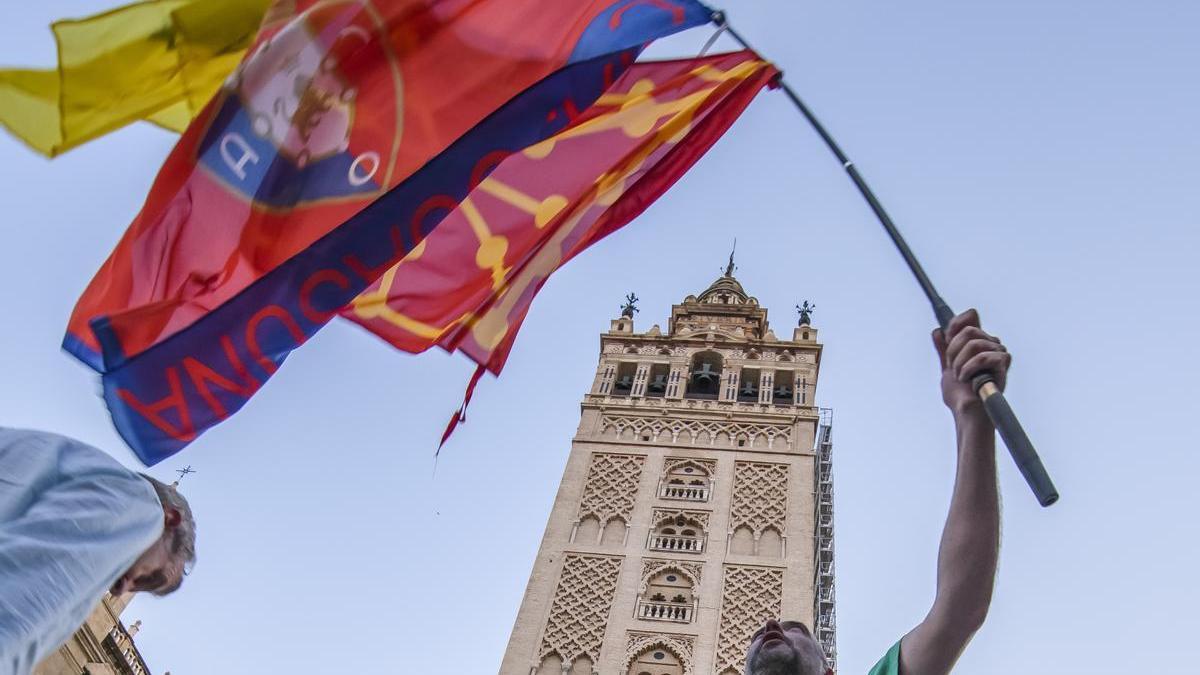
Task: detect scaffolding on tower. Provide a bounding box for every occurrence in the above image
[813,407,837,671]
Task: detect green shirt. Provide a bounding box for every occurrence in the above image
[868,641,901,675]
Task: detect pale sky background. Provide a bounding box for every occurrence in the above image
[2,1,1198,673]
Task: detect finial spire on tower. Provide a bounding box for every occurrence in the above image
[172,465,195,488]
[796,300,816,326]
[724,238,737,277]
[620,292,639,318]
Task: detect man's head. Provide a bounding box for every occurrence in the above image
[744,619,832,675]
[111,476,196,597]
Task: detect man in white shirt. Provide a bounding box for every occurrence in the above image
[0,428,196,675]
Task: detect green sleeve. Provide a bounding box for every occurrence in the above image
[868,641,901,675]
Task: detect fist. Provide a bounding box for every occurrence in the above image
[932,309,1011,416]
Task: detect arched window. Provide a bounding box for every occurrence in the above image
[536,653,564,675]
[601,517,627,546]
[685,351,722,399]
[759,527,784,557]
[660,461,711,502]
[637,571,695,624]
[575,516,600,544]
[649,515,704,554]
[569,655,593,675]
[772,370,795,406]
[730,525,755,555]
[646,363,670,397]
[738,368,761,402]
[613,362,638,394]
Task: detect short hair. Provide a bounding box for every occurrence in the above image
[139,474,197,572]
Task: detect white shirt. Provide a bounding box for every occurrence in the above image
[0,428,163,675]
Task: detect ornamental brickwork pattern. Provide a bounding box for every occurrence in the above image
[538,554,624,666]
[662,456,717,478]
[714,566,785,675]
[577,453,645,523]
[599,414,791,449]
[730,461,789,536]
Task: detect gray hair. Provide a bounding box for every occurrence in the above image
[139,474,197,571]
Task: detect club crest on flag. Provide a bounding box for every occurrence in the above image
[197,2,401,208]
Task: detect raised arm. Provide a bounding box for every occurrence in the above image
[899,309,1007,675]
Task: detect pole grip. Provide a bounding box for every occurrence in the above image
[973,376,1059,507]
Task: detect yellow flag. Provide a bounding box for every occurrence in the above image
[0,0,270,157]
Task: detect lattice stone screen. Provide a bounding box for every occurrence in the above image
[578,453,645,524]
[730,461,789,536]
[714,565,785,674]
[539,554,624,668]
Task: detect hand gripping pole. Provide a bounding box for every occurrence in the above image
[713,11,1059,506]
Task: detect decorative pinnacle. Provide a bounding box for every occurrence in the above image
[620,292,640,318]
[796,301,816,326]
[724,238,737,277]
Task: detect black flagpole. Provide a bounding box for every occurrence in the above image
[712,11,1059,506]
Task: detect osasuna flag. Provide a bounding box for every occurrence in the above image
[66,0,713,464]
[349,49,778,444]
[343,51,777,419]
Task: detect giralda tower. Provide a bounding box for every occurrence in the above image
[499,268,837,675]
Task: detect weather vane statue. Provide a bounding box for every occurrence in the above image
[796,300,815,326]
[724,238,737,276]
[171,465,196,488]
[620,292,640,318]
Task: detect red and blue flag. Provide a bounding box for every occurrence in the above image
[65,0,774,465]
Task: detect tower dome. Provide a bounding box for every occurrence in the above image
[697,274,751,306]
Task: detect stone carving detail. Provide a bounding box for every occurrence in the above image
[587,395,819,417]
[624,631,697,675]
[662,456,717,478]
[639,559,704,593]
[651,508,711,532]
[730,462,789,536]
[715,566,785,674]
[539,554,624,666]
[578,453,645,523]
[599,415,791,450]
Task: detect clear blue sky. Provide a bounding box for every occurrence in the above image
[2,1,1198,673]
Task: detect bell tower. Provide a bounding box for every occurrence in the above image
[499,270,836,674]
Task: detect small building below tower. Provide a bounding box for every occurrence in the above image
[34,593,154,675]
